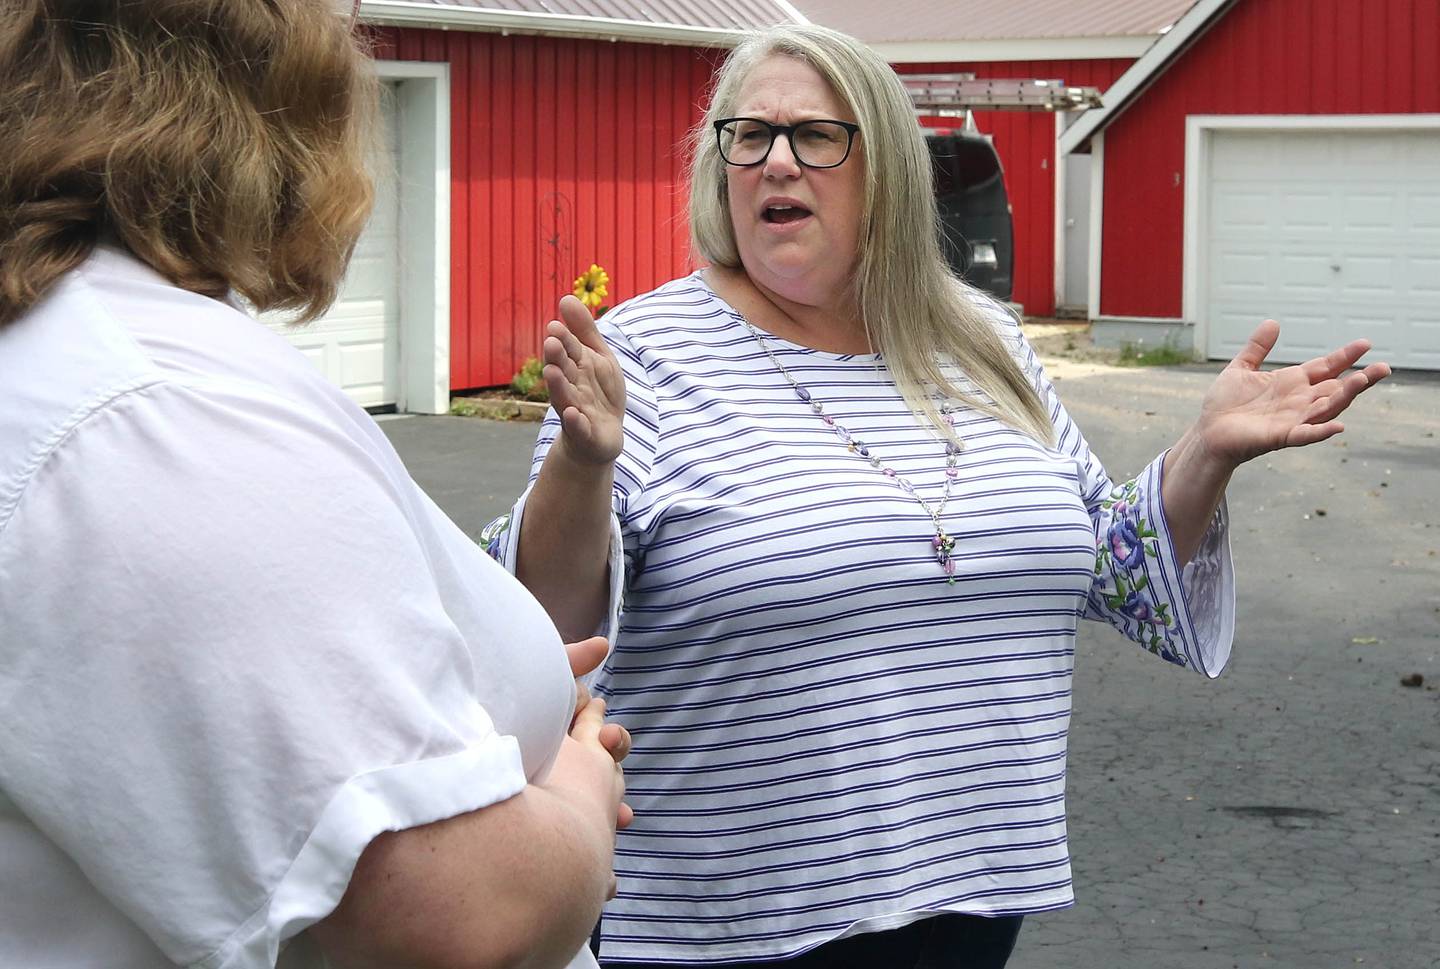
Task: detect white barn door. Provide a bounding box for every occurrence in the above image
[270,83,403,408]
[1202,127,1440,370]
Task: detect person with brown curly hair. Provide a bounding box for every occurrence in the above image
[0,3,628,968]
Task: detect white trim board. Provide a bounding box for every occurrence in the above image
[376,60,451,414]
[360,1,755,47]
[770,0,812,26]
[1058,0,1237,156]
[873,35,1153,63]
[1087,132,1104,322]
[1052,110,1067,313]
[1181,113,1440,358]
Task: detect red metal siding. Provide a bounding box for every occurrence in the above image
[372,28,720,388]
[1100,0,1440,319]
[901,59,1133,316]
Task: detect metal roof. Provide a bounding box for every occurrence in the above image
[790,0,1200,43]
[359,0,808,45]
[1058,0,1234,153]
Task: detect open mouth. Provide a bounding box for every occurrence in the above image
[763,203,812,225]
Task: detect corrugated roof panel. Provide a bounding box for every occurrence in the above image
[791,0,1201,41]
[382,0,799,31]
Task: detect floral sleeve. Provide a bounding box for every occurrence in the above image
[1096,480,1173,635]
[994,304,1235,677]
[1087,461,1234,676]
[479,512,513,564]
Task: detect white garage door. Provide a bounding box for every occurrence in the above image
[1204,128,1440,370]
[269,84,401,408]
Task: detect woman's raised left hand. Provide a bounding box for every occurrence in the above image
[543,295,626,467]
[1192,319,1392,470]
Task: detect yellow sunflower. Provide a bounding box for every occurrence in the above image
[573,264,610,310]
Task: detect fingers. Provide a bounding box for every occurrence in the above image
[1361,360,1393,386]
[565,637,609,679]
[544,316,616,435]
[544,357,594,434]
[566,638,608,724]
[547,318,587,367]
[1286,419,1345,449]
[542,314,590,400]
[617,802,635,830]
[1306,363,1388,425]
[1301,337,1374,383]
[543,328,582,385]
[1287,362,1387,448]
[599,722,632,764]
[569,698,632,763]
[543,366,577,421]
[542,344,580,416]
[558,294,608,354]
[569,696,606,743]
[1308,376,1344,401]
[571,679,591,722]
[1316,374,1364,419]
[558,405,595,443]
[1230,320,1281,371]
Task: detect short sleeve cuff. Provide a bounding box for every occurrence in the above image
[200,736,528,969]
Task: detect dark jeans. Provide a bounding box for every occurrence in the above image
[596,913,1024,969]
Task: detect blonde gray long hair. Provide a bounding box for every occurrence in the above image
[688,24,1053,444]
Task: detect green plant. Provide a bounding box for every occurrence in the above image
[509,357,550,402]
[1116,337,1194,368]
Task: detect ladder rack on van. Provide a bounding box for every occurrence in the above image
[903,73,1103,115]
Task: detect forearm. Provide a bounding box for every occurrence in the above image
[1161,427,1236,568]
[312,780,614,969]
[517,438,615,641]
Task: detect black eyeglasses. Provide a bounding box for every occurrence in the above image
[713,117,861,169]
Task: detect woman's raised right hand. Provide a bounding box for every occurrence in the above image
[544,295,625,466]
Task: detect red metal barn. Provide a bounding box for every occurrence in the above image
[286,1,798,413]
[793,0,1198,317]
[368,26,723,392]
[1061,0,1440,369]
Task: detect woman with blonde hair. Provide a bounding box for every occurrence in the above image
[0,2,629,967]
[487,22,1389,969]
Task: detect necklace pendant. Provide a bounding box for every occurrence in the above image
[932,529,957,581]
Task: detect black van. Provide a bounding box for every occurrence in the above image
[927,130,1014,303]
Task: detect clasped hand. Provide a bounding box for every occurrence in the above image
[565,636,633,829]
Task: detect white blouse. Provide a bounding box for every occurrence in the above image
[0,247,582,969]
[488,274,1235,965]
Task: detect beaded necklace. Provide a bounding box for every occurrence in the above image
[741,319,964,583]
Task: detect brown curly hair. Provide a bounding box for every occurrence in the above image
[0,0,378,326]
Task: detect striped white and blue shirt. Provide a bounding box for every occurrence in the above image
[487,274,1234,965]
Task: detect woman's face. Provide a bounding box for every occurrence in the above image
[724,55,865,308]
